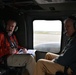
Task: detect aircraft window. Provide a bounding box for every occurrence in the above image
[33,20,62,53]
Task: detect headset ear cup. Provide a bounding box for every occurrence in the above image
[2,20,6,31]
[14,26,18,32]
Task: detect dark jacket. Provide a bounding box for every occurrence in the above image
[54,32,76,73]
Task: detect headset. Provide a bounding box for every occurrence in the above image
[68,16,76,30]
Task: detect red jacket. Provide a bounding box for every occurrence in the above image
[0,32,22,58]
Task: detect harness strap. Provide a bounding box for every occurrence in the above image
[4,32,18,49]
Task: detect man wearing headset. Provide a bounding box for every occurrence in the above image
[0,19,36,75]
[33,16,76,75]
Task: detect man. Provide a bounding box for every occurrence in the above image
[0,19,36,75]
[33,16,76,75]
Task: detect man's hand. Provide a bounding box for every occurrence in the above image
[22,48,27,53]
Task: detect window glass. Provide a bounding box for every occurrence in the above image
[33,20,62,53]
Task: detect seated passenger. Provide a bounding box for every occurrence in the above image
[33,16,76,75]
[0,19,36,75]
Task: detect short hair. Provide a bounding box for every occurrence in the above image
[7,19,17,24]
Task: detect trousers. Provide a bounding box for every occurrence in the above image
[7,54,36,75]
[33,52,72,75]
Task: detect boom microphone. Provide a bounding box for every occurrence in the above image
[63,31,67,35]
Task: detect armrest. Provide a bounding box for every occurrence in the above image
[35,51,47,62]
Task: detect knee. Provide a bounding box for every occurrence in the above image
[45,52,52,60]
[28,55,35,62]
[37,59,44,65]
[45,52,50,56]
[45,52,51,57]
[28,55,34,59]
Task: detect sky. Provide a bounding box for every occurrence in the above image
[33,20,62,31]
